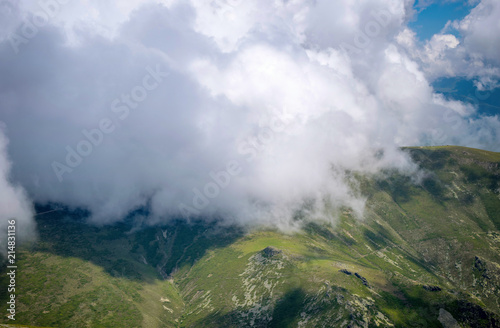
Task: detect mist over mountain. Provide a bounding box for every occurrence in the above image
[2,146,499,327]
[1,2,500,327]
[0,0,499,235]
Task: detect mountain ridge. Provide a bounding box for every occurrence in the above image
[1,145,499,327]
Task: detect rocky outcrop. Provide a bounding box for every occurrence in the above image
[423,285,442,292]
[261,246,282,258]
[438,308,460,328]
[354,273,369,287]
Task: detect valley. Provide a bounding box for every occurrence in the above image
[1,146,499,327]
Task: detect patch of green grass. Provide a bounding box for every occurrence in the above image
[481,192,500,230]
[269,289,306,328]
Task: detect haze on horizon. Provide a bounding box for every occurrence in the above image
[0,0,499,245]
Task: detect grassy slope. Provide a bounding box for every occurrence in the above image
[0,215,186,328]
[1,146,499,327]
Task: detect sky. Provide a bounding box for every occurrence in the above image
[409,0,475,41]
[0,0,499,245]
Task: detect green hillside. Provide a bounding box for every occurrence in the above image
[1,146,499,327]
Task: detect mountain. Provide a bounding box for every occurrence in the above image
[1,146,499,328]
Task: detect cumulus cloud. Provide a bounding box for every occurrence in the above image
[0,0,499,231]
[399,0,500,87]
[454,0,500,66]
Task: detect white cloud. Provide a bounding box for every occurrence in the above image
[454,0,500,62]
[400,0,500,87]
[0,125,35,253]
[0,0,498,231]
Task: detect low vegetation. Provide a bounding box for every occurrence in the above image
[1,146,499,327]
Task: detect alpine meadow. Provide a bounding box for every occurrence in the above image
[0,0,499,327]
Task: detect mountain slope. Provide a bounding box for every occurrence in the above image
[1,146,499,327]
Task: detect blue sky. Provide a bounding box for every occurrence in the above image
[408,1,500,117]
[409,1,475,40]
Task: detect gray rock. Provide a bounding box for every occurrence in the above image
[438,308,460,328]
[261,246,282,258]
